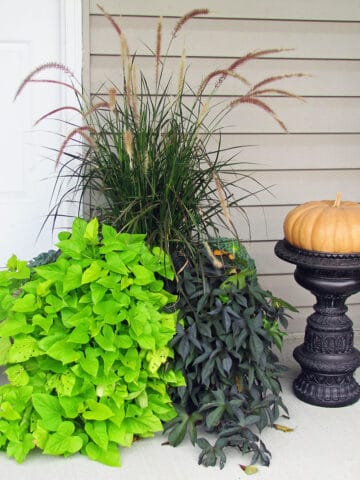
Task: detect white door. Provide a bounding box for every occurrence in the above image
[0,0,81,267]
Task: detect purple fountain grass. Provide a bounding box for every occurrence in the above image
[14,62,79,100]
[172,8,210,38]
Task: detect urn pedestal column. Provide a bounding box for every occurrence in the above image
[275,240,360,407]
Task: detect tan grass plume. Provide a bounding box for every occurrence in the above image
[213,171,232,229]
[177,48,187,95]
[123,130,133,161]
[155,16,163,86]
[108,87,117,112]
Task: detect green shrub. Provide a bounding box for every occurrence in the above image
[0,218,184,466]
[165,243,295,468]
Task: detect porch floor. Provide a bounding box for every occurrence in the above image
[1,334,359,480]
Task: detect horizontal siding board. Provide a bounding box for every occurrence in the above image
[90,0,360,22]
[90,16,360,59]
[227,169,360,206]
[215,97,360,133]
[243,241,290,273]
[207,134,360,170]
[91,56,360,97]
[222,207,287,243]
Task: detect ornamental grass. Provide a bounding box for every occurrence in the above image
[15,6,304,265]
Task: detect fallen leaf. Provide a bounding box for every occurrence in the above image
[240,464,258,475]
[273,423,294,432]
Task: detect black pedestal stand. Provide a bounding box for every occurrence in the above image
[275,240,360,407]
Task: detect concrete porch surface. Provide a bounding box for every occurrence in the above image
[0,334,359,480]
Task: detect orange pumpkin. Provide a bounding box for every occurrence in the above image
[283,192,360,253]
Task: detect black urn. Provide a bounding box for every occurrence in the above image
[275,240,360,407]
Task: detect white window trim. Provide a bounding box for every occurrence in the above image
[57,0,84,223]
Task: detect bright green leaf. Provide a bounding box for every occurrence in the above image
[0,401,21,420]
[43,421,83,455]
[0,314,33,337]
[131,265,156,285]
[84,420,108,450]
[94,325,116,352]
[82,261,103,285]
[67,321,90,344]
[59,396,85,419]
[32,313,53,334]
[47,339,81,364]
[32,393,63,431]
[7,336,41,363]
[116,335,133,349]
[85,441,120,467]
[12,294,38,313]
[5,365,29,386]
[84,217,99,245]
[105,252,128,274]
[56,239,85,260]
[0,337,11,364]
[83,400,114,421]
[6,433,34,463]
[36,279,54,297]
[79,347,99,377]
[63,264,82,293]
[108,422,133,447]
[90,283,107,304]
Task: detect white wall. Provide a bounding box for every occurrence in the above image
[84,0,360,333]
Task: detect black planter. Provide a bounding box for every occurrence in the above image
[275,240,360,407]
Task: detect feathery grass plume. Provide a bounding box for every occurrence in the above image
[229,95,288,132]
[250,88,304,101]
[248,73,308,94]
[84,101,111,117]
[125,62,133,110]
[13,62,76,100]
[215,49,291,90]
[177,48,186,96]
[172,8,210,38]
[213,171,232,229]
[108,87,117,112]
[25,79,82,97]
[130,65,139,126]
[33,106,83,126]
[120,35,130,70]
[123,130,133,161]
[155,16,163,86]
[197,69,250,96]
[56,126,97,167]
[197,98,211,127]
[97,4,122,37]
[97,3,130,74]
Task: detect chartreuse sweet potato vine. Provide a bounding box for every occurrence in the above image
[0,218,184,466]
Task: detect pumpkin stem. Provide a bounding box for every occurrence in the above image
[333,192,342,207]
